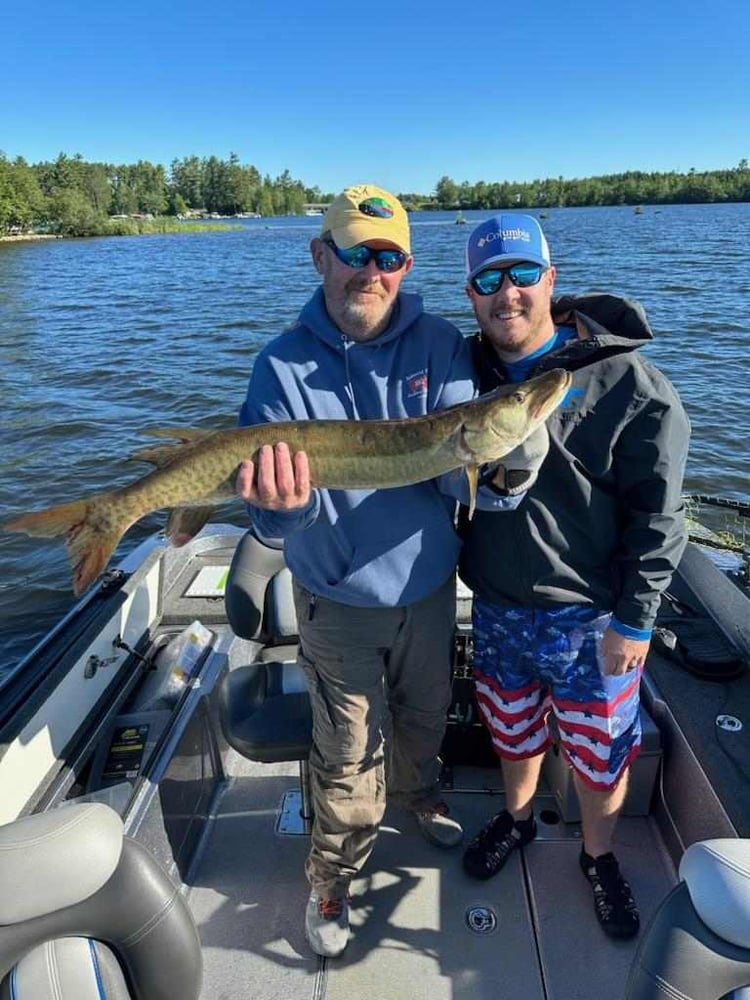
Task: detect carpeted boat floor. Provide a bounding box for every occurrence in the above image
[186,761,675,1000]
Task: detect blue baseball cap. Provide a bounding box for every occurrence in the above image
[466,213,551,281]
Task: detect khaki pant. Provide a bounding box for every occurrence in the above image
[293,576,456,898]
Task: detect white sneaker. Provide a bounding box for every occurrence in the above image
[414,801,464,848]
[305,891,350,957]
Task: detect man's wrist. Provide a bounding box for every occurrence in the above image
[611,617,652,641]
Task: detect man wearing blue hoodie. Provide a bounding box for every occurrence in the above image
[236,185,544,957]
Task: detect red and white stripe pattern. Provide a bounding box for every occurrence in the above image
[474,668,642,788]
[475,671,554,759]
[552,670,642,789]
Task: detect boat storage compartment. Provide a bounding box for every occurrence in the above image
[87,709,173,789]
[542,705,662,820]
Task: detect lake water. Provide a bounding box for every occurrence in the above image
[1,203,748,674]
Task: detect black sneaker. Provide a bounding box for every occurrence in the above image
[463,809,537,880]
[580,849,640,939]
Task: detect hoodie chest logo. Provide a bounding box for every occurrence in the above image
[406,369,429,399]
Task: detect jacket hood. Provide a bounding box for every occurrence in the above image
[545,292,654,373]
[297,286,426,350]
[552,292,654,347]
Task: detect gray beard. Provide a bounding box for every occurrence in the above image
[338,298,392,342]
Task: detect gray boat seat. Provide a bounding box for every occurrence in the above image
[0,802,202,1000]
[221,530,313,817]
[626,838,750,998]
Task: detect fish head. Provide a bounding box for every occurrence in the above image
[461,368,572,463]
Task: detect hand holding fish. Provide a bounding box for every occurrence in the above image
[236,442,311,510]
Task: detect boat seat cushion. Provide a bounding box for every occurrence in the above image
[225,530,299,645]
[0,804,123,925]
[220,660,312,763]
[1,938,131,1000]
[679,839,750,948]
[266,567,298,645]
[221,530,310,762]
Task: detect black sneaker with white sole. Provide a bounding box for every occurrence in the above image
[580,849,640,939]
[462,809,537,880]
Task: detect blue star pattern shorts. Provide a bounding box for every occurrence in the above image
[472,597,643,790]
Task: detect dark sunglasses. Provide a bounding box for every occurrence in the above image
[470,262,546,295]
[324,239,408,273]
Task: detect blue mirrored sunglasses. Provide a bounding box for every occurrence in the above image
[471,262,546,295]
[324,239,407,273]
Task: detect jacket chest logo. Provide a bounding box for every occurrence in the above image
[560,386,585,409]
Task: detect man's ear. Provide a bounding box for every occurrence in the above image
[310,238,325,273]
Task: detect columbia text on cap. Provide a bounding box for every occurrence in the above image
[466,213,550,281]
[322,184,411,254]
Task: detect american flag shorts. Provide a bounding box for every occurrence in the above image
[472,597,643,790]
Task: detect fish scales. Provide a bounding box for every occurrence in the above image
[2,369,571,594]
[123,417,457,505]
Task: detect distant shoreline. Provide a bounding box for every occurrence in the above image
[0,234,63,243]
[0,221,238,242]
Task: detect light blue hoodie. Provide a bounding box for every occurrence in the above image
[238,287,516,608]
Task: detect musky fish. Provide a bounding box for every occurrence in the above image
[3,369,570,595]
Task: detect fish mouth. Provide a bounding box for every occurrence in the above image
[530,369,571,420]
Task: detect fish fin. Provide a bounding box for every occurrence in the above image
[142,427,213,443]
[128,443,190,468]
[129,427,217,467]
[165,506,214,546]
[466,464,479,519]
[3,495,129,596]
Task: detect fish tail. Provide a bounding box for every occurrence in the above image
[3,494,130,596]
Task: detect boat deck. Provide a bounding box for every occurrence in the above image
[3,524,745,999]
[186,755,675,1000]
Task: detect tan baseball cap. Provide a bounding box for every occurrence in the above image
[321,184,410,253]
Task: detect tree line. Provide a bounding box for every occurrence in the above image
[431,161,750,210]
[0,152,334,236]
[1,152,748,237]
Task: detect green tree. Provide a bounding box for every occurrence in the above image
[435,175,459,209]
[50,188,105,236]
[0,155,45,232]
[170,155,204,209]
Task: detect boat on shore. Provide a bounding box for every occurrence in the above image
[0,496,749,998]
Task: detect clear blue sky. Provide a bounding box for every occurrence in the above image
[2,0,747,196]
